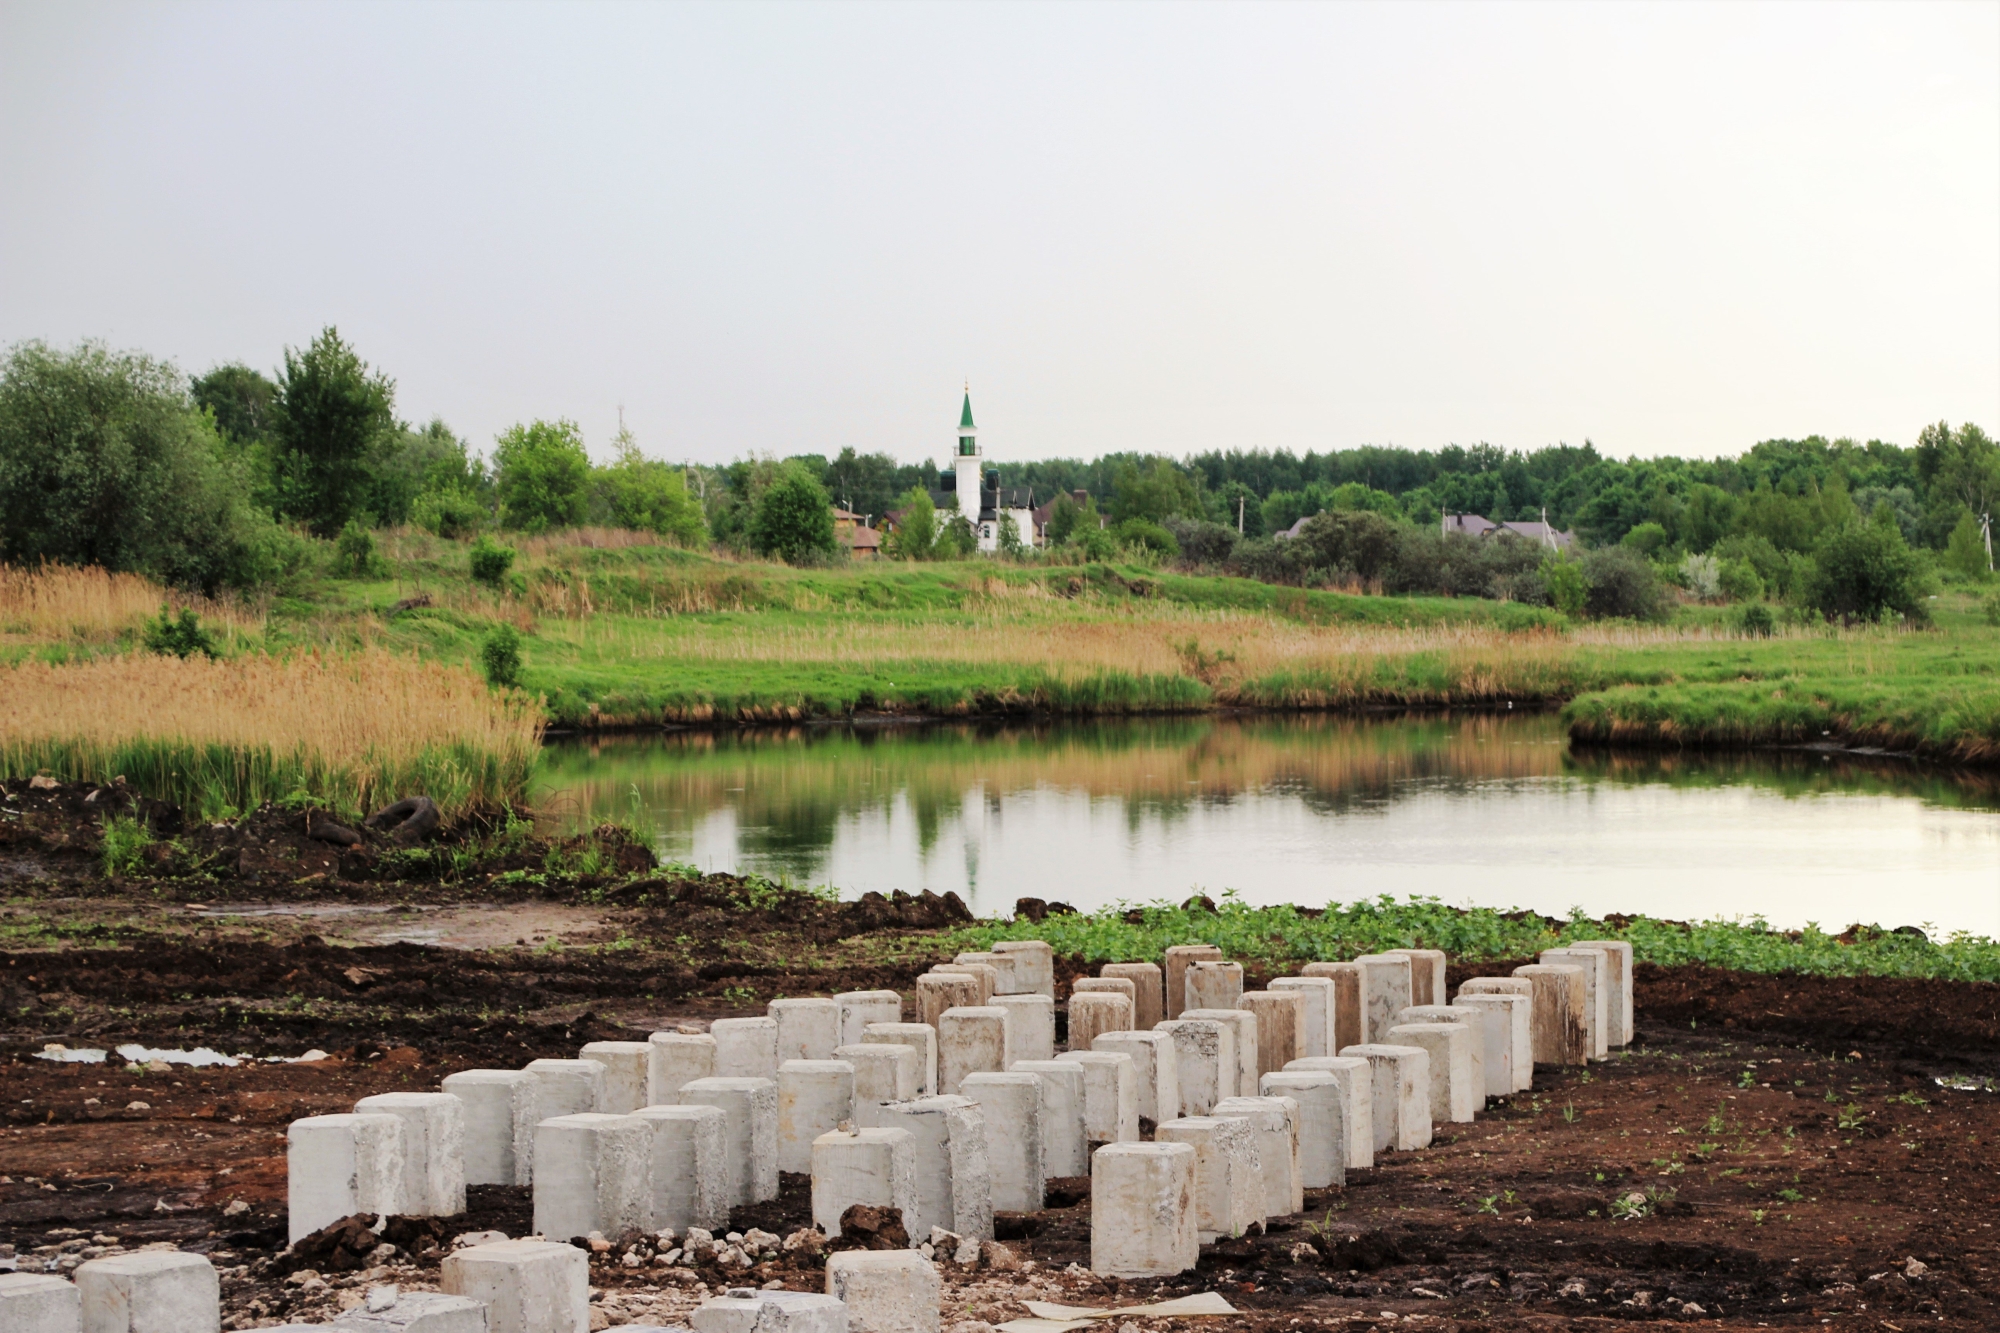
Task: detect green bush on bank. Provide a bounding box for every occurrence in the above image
[951,892,2000,983]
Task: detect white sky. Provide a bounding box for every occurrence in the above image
[2,1,1995,467]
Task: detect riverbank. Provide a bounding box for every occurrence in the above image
[5,540,1998,821]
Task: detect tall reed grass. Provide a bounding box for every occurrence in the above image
[1,651,542,818]
[0,563,259,643]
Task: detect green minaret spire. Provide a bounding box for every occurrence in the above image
[960,389,975,430]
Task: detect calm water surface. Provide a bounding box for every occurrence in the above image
[535,714,2000,938]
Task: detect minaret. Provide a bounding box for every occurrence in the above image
[954,386,982,519]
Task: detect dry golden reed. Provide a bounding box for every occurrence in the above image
[1,650,541,817]
[0,564,259,642]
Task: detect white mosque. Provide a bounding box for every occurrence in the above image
[946,389,1038,551]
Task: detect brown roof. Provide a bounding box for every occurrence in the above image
[841,525,882,550]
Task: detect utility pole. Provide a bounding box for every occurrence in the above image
[1983,512,1993,573]
[1237,494,1244,535]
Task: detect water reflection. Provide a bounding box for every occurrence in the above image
[535,714,2000,938]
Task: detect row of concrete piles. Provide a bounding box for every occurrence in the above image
[0,939,1634,1333]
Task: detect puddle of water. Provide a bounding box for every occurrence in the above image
[36,1044,107,1063]
[184,903,432,918]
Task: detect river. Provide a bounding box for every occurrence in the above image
[535,712,2000,939]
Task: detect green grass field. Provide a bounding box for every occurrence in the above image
[8,528,1997,767]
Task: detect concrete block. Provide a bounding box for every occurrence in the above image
[710,1017,780,1082]
[836,1043,920,1119]
[0,1273,80,1333]
[936,1006,1007,1095]
[75,1252,218,1333]
[1182,1007,1258,1100]
[1386,1023,1476,1124]
[1073,977,1135,1006]
[915,974,981,1030]
[441,1069,534,1187]
[778,1059,857,1173]
[836,991,904,1048]
[440,1239,588,1333]
[953,951,1020,995]
[1212,1094,1302,1218]
[1065,992,1132,1053]
[648,1032,719,1108]
[1458,975,1534,999]
[771,997,842,1064]
[1267,977,1335,1060]
[1567,939,1634,1047]
[353,1091,466,1218]
[1385,949,1447,1007]
[989,939,1055,998]
[1008,1060,1089,1177]
[862,1023,939,1098]
[573,1041,650,1115]
[1394,1006,1486,1110]
[1154,1018,1235,1115]
[522,1057,607,1178]
[1236,991,1303,1079]
[678,1076,780,1205]
[1299,961,1362,1052]
[691,1288,847,1333]
[1097,962,1165,1030]
[928,963,996,1005]
[1161,944,1222,1020]
[633,1103,730,1232]
[1454,993,1532,1093]
[1281,1056,1372,1171]
[1055,1050,1139,1143]
[531,1113,649,1241]
[1183,960,1243,1013]
[287,1112,404,1243]
[1091,1029,1179,1124]
[1257,1072,1346,1189]
[825,1249,940,1333]
[330,1290,488,1332]
[874,1094,992,1241]
[1153,1116,1262,1242]
[991,992,1055,1064]
[810,1128,918,1239]
[1089,1141,1197,1278]
[959,1072,1044,1212]
[1541,947,1610,1059]
[1340,1044,1430,1150]
[1349,955,1413,1046]
[1511,964,1588,1066]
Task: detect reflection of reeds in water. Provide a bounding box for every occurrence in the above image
[536,713,1573,836]
[2,651,543,818]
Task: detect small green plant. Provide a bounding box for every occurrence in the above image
[470,535,517,589]
[142,605,218,659]
[1608,1190,1651,1220]
[100,814,154,876]
[1776,1187,1803,1202]
[1738,1067,1758,1088]
[720,984,758,1006]
[1474,1194,1500,1216]
[335,519,382,577]
[1836,1103,1872,1132]
[1562,1101,1578,1124]
[1749,1208,1767,1225]
[482,624,523,689]
[1984,591,2000,626]
[1739,601,1775,637]
[1704,1108,1729,1134]
[1890,1090,1929,1106]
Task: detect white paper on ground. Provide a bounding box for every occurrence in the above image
[1000,1294,1240,1332]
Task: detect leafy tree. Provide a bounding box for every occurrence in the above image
[1620,521,1670,556]
[0,340,274,590]
[1915,421,2000,541]
[936,513,978,559]
[481,624,523,689]
[1047,491,1099,545]
[1541,552,1587,616]
[1679,552,1722,600]
[1581,546,1667,620]
[996,512,1026,557]
[883,486,937,560]
[1717,557,1765,602]
[1109,457,1202,524]
[494,419,590,532]
[1943,509,1992,579]
[272,327,396,535]
[1294,510,1399,581]
[749,462,838,564]
[191,363,279,447]
[1163,516,1239,566]
[1074,524,1117,561]
[1806,508,1932,622]
[593,428,707,545]
[1110,517,1179,557]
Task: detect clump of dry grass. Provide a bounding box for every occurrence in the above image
[0,564,260,642]
[0,650,542,818]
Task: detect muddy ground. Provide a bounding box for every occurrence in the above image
[3,777,1999,1331]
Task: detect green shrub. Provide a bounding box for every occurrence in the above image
[1983,593,2000,627]
[100,814,154,876]
[1111,517,1179,558]
[1806,514,1932,624]
[142,605,218,658]
[469,535,516,588]
[481,624,523,689]
[334,519,381,577]
[494,418,590,532]
[1718,557,1765,603]
[1739,602,1775,637]
[413,485,487,539]
[1541,552,1587,617]
[750,463,839,564]
[1581,546,1667,620]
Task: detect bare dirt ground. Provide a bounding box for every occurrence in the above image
[3,778,1998,1330]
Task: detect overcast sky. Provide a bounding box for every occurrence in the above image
[2,2,1995,469]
